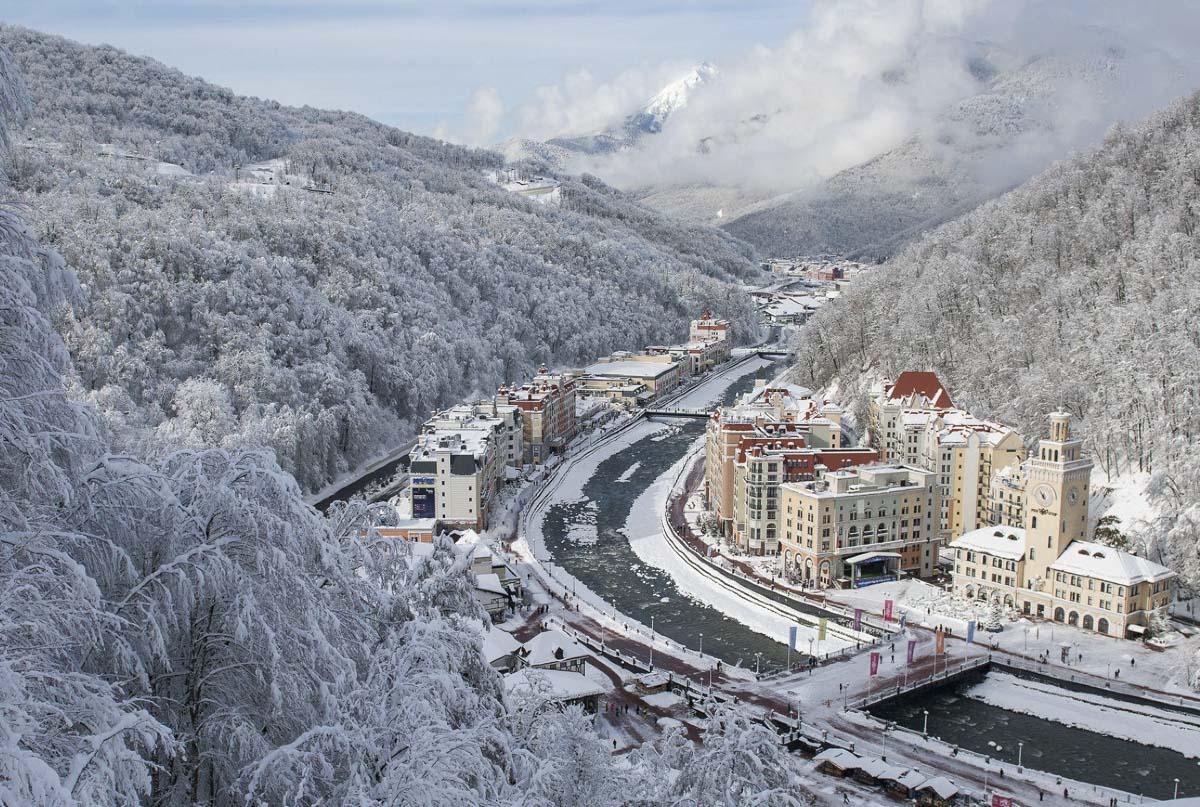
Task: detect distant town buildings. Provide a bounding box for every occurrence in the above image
[497,369,577,464]
[576,311,731,407]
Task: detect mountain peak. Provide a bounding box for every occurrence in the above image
[633,62,719,134]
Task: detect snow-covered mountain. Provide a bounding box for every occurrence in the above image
[501,62,718,166]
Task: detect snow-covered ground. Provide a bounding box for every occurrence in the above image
[827,579,1001,633]
[825,579,1200,696]
[964,671,1200,757]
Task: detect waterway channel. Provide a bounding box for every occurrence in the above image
[868,672,1200,800]
[540,359,798,673]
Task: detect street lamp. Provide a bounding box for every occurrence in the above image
[922,709,929,736]
[1176,778,1181,799]
[1017,741,1023,770]
[699,632,704,657]
[650,616,655,669]
[755,652,763,676]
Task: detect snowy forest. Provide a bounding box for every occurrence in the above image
[789,89,1200,592]
[0,39,830,806]
[0,26,762,494]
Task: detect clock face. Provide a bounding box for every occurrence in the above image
[1034,484,1056,507]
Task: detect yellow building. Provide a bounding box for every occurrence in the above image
[918,411,1025,540]
[779,464,939,588]
[950,413,1176,638]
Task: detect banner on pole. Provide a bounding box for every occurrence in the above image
[788,625,798,652]
[883,599,894,621]
[869,651,880,677]
[906,638,916,665]
[966,620,976,645]
[817,617,828,642]
[935,628,945,655]
[853,608,862,631]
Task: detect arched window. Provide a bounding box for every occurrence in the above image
[1082,614,1094,631]
[1098,618,1110,635]
[1054,607,1065,622]
[1068,611,1079,626]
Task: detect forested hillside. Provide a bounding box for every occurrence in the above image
[0,26,761,492]
[0,42,820,806]
[790,90,1200,589]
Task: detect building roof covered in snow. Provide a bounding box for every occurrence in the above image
[475,572,506,596]
[482,626,522,664]
[949,526,1027,561]
[583,360,679,379]
[915,776,958,799]
[504,668,603,702]
[1049,541,1175,586]
[883,371,954,409]
[519,629,593,667]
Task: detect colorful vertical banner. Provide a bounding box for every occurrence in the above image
[935,628,945,655]
[817,617,828,641]
[906,638,916,665]
[788,625,798,652]
[869,651,880,676]
[966,620,977,645]
[853,608,863,632]
[883,599,894,621]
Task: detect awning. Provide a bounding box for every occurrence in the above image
[1127,624,1146,635]
[845,551,903,566]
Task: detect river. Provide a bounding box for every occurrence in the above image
[538,359,800,673]
[868,671,1200,800]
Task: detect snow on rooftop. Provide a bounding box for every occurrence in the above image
[474,572,506,596]
[1049,540,1174,585]
[584,360,678,379]
[949,526,1027,560]
[519,629,593,667]
[482,626,521,663]
[504,668,603,701]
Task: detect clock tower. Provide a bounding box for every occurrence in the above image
[1023,412,1093,593]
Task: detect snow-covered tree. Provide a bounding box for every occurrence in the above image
[668,701,816,806]
[983,597,1004,632]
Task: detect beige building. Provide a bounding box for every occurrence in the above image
[870,371,955,464]
[779,464,939,588]
[871,373,1025,541]
[704,382,846,537]
[950,413,1176,638]
[730,442,879,556]
[689,310,730,345]
[497,369,577,464]
[919,411,1025,540]
[582,356,681,399]
[989,464,1027,528]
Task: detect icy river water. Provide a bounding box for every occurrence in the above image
[870,672,1200,799]
[540,359,797,673]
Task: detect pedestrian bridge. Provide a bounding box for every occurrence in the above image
[645,407,712,419]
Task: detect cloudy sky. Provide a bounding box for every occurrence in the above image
[3,0,810,139]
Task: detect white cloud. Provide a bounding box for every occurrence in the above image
[503,0,1200,196]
